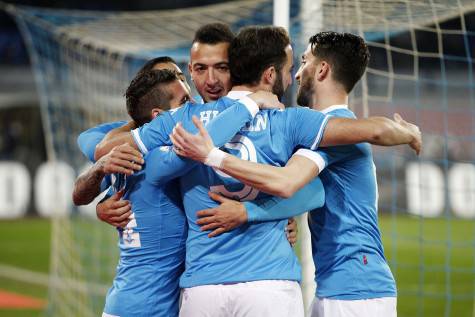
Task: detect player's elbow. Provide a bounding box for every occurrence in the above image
[272,180,299,199]
[72,190,90,206]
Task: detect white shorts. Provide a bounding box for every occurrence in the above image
[308,296,397,317]
[179,280,304,317]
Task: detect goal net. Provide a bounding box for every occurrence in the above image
[7,0,475,316]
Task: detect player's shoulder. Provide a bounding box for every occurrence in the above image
[166,100,196,115]
[89,120,128,133]
[279,105,327,120]
[323,106,355,119]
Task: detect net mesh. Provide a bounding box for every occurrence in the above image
[6,0,475,316]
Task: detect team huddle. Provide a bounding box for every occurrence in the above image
[73,23,421,317]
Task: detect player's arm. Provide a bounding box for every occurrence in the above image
[321,113,421,154]
[145,92,284,184]
[221,153,319,198]
[73,143,143,205]
[195,176,324,237]
[95,92,280,161]
[94,121,138,161]
[172,117,321,198]
[73,122,143,205]
[172,110,421,195]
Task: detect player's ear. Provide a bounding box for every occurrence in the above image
[151,108,163,119]
[262,66,276,86]
[316,61,330,81]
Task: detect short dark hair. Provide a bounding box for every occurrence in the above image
[309,31,370,93]
[192,23,234,45]
[125,69,179,126]
[229,26,290,86]
[136,56,177,76]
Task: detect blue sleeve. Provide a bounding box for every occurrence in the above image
[77,121,127,162]
[285,108,330,151]
[309,109,357,169]
[133,99,256,154]
[205,99,256,147]
[132,104,189,154]
[243,177,325,222]
[145,100,257,184]
[145,146,196,185]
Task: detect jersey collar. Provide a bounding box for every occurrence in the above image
[320,104,348,114]
[226,90,252,100]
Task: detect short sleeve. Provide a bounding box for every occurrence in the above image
[285,107,330,150]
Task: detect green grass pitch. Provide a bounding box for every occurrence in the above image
[0,214,473,317]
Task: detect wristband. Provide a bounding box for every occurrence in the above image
[204,147,228,169]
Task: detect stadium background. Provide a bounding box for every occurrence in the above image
[0,0,474,316]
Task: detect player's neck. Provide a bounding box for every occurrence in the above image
[311,87,348,111]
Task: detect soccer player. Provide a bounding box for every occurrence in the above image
[87,69,190,317]
[95,26,419,316]
[187,22,234,102]
[170,32,419,317]
[72,56,190,209]
[78,69,298,316]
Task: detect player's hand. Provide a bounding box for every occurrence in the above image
[171,116,215,162]
[96,190,133,228]
[98,143,144,176]
[196,192,248,238]
[248,90,285,110]
[393,113,422,155]
[286,217,298,247]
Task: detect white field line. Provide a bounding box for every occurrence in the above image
[0,263,109,295]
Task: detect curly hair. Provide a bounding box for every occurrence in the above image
[309,31,370,93]
[125,69,179,126]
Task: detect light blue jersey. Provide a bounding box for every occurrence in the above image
[308,105,397,300]
[78,123,187,316]
[133,91,330,288]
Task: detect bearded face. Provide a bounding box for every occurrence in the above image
[272,70,285,101]
[296,68,315,107]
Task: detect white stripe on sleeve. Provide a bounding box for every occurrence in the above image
[131,128,148,154]
[310,115,330,150]
[292,149,326,173]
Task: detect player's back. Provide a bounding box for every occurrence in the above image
[177,103,329,288]
[308,106,396,300]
